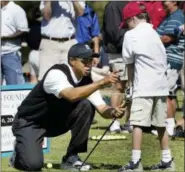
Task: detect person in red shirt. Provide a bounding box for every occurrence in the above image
[140,1,166,29]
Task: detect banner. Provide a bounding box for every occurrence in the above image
[1,84,50,157]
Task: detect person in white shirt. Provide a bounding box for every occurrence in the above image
[118,2,175,172]
[1,1,29,85]
[10,43,125,171]
[38,1,86,80]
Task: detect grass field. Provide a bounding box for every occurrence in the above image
[1,110,184,172]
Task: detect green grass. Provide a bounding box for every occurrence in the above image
[1,111,184,172]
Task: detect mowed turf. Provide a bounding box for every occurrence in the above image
[1,110,184,172]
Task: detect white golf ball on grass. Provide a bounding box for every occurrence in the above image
[46,163,53,169]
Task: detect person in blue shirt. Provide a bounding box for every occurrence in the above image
[76,4,101,66]
[76,4,110,80]
[156,1,184,136]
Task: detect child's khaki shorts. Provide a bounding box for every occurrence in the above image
[130,97,167,127]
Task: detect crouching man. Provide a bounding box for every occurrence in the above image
[10,43,125,171]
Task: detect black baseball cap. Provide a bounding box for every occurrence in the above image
[68,43,96,59]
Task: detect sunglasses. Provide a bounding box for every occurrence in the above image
[77,58,93,66]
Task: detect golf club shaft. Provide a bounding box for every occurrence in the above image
[81,118,116,168]
[80,99,130,169]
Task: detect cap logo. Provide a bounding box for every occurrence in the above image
[85,44,90,50]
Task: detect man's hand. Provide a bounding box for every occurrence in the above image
[99,72,119,86]
[72,1,84,16]
[111,102,127,118]
[42,1,52,21]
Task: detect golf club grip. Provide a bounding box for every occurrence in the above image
[80,118,117,168]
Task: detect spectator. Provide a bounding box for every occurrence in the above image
[175,62,184,132]
[38,1,85,80]
[156,1,185,136]
[102,1,130,133]
[75,3,100,66]
[174,21,185,136]
[140,1,166,29]
[1,1,29,85]
[76,3,109,125]
[10,43,125,171]
[75,4,110,84]
[91,44,110,82]
[119,2,174,172]
[26,7,41,83]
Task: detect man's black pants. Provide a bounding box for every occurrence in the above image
[12,100,95,171]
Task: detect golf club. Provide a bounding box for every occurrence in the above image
[79,118,116,171]
[79,99,130,171]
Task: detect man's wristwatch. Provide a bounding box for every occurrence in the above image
[93,53,100,58]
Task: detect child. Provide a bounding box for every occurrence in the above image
[118,2,175,172]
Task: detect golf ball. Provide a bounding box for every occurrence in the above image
[47,163,53,169]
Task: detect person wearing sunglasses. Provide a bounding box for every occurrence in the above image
[10,43,126,171]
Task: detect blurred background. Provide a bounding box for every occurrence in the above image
[15,1,108,66]
[16,1,107,27]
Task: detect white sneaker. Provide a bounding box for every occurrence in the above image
[61,155,91,171]
[109,120,121,133]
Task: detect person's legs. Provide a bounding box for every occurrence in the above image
[38,39,63,80]
[166,96,176,136]
[110,80,130,133]
[157,125,171,162]
[12,117,46,171]
[180,64,184,91]
[65,99,95,157]
[108,55,128,132]
[28,50,39,83]
[38,39,77,80]
[111,81,126,107]
[166,63,182,136]
[60,99,95,171]
[118,97,153,172]
[176,117,185,129]
[121,102,132,133]
[110,60,128,109]
[151,97,175,171]
[44,99,95,156]
[109,81,125,132]
[1,52,25,85]
[130,98,153,161]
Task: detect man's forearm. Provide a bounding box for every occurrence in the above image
[127,63,134,87]
[42,1,52,21]
[98,105,115,119]
[59,80,105,102]
[92,37,100,54]
[73,2,84,16]
[2,31,27,40]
